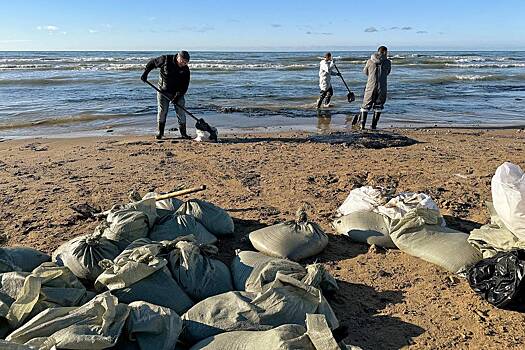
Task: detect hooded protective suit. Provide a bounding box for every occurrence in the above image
[319,59,338,91]
[361,53,391,110]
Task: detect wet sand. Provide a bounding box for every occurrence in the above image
[1,127,525,349]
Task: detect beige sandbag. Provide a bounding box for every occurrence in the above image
[190,314,343,350]
[389,208,482,273]
[181,273,338,344]
[95,240,194,314]
[52,230,121,282]
[6,263,92,329]
[114,301,183,350]
[176,199,234,236]
[249,210,328,261]
[231,251,337,293]
[6,292,129,349]
[0,340,38,349]
[332,211,396,249]
[0,272,29,338]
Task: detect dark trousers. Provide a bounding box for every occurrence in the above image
[318,86,334,107]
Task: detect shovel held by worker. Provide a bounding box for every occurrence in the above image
[333,64,355,104]
[144,80,218,142]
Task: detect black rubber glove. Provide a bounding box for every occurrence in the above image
[140,71,149,82]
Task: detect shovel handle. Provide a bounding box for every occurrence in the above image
[155,185,207,201]
[144,80,199,122]
[333,64,351,93]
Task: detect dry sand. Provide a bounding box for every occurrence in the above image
[1,127,525,349]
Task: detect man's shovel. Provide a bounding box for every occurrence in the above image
[144,80,218,142]
[333,64,355,104]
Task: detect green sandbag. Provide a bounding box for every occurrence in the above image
[176,199,234,236]
[389,208,482,274]
[95,241,194,314]
[149,214,217,245]
[0,247,50,273]
[167,239,232,302]
[52,231,122,282]
[231,251,337,293]
[113,301,183,350]
[5,263,93,329]
[0,340,37,349]
[181,273,338,344]
[332,211,397,249]
[6,292,129,349]
[190,314,343,350]
[249,212,328,261]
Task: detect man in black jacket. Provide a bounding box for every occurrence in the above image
[141,50,191,139]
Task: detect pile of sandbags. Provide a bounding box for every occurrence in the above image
[176,199,234,236]
[149,213,217,245]
[0,248,50,273]
[249,209,328,261]
[333,186,482,273]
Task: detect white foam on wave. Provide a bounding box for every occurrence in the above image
[455,74,496,81]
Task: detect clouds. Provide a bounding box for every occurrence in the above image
[364,25,429,34]
[305,31,333,35]
[36,25,59,33]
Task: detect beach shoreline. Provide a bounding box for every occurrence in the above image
[1,127,525,348]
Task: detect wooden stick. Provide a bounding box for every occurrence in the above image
[155,185,207,201]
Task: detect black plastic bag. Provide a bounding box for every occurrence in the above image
[467,250,525,310]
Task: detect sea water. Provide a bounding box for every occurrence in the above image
[0,51,524,138]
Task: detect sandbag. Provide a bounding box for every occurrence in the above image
[231,250,337,293]
[0,247,50,273]
[149,214,217,245]
[167,239,232,302]
[332,211,396,248]
[389,208,482,273]
[176,199,234,236]
[491,162,525,240]
[190,314,343,350]
[114,301,183,350]
[249,211,328,261]
[468,202,525,258]
[143,191,184,213]
[0,340,37,349]
[468,250,525,311]
[52,230,122,282]
[182,273,338,343]
[102,197,158,249]
[5,262,93,329]
[6,292,129,349]
[336,186,385,216]
[0,272,29,338]
[95,241,194,314]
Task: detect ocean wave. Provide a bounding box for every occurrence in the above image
[188,63,313,70]
[422,75,507,83]
[445,63,525,68]
[0,77,117,86]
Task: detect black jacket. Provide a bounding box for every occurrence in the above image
[144,54,190,95]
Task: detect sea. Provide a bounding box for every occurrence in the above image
[0,51,524,138]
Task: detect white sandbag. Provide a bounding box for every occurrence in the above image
[190,314,342,350]
[0,247,50,273]
[332,211,396,248]
[52,231,121,282]
[389,208,482,273]
[95,240,194,314]
[149,214,217,245]
[115,301,183,350]
[336,186,385,216]
[0,272,29,338]
[176,199,234,236]
[6,292,129,349]
[491,162,525,240]
[167,239,232,302]
[231,250,337,293]
[143,191,184,213]
[249,211,328,261]
[194,128,218,142]
[181,273,338,343]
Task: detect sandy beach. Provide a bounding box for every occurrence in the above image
[1,127,525,349]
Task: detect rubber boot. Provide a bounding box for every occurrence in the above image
[360,111,368,130]
[155,121,165,140]
[371,111,381,130]
[179,123,191,139]
[316,98,323,109]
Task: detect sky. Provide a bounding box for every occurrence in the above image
[1,0,524,51]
